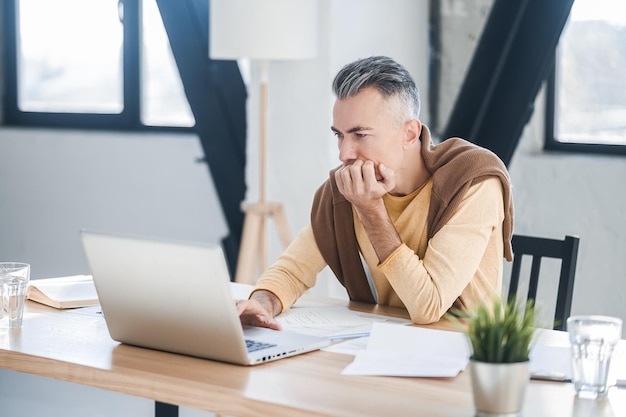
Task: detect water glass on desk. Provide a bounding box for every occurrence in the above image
[0,263,30,329]
[567,315,622,399]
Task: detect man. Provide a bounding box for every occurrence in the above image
[237,56,513,329]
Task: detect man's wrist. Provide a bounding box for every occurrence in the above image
[355,200,402,262]
[354,198,386,222]
[249,289,282,317]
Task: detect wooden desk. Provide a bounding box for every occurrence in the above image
[1,300,626,417]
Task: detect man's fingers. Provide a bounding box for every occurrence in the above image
[235,299,247,315]
[263,318,283,331]
[347,160,364,182]
[378,163,396,191]
[236,299,282,330]
[361,160,378,183]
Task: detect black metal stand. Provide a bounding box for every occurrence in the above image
[155,401,179,417]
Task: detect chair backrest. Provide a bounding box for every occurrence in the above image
[508,234,580,331]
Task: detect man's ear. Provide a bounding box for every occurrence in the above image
[404,119,422,147]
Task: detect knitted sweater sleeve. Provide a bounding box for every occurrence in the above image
[251,224,327,313]
[378,178,504,324]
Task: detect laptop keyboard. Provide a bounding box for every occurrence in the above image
[246,339,277,353]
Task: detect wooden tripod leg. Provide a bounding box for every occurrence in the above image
[235,202,293,285]
[271,203,293,249]
[234,208,264,284]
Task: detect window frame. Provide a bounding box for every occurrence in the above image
[2,0,193,132]
[545,47,626,156]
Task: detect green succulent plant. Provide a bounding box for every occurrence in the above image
[450,297,538,363]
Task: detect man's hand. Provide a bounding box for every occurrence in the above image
[335,160,395,209]
[335,160,402,262]
[236,290,283,330]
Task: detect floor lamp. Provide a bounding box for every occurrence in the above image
[210,0,318,284]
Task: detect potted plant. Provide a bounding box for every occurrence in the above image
[450,297,538,417]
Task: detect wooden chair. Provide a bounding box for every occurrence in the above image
[507,234,580,331]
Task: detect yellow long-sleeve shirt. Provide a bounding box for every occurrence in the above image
[253,176,504,324]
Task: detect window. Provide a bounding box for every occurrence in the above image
[3,0,194,130]
[546,0,626,154]
[140,0,193,127]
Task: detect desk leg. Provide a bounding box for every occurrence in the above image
[155,401,179,417]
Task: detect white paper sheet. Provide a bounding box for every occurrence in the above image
[341,322,471,377]
[342,350,469,377]
[324,337,370,356]
[529,344,573,380]
[529,337,626,383]
[276,306,412,338]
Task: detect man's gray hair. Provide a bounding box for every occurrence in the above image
[332,56,421,125]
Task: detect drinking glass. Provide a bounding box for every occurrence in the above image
[0,262,30,329]
[567,315,623,399]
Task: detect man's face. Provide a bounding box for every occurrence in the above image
[331,87,407,177]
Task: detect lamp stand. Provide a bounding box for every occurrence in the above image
[235,61,292,284]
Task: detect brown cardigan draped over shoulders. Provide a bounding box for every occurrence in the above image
[310,125,514,303]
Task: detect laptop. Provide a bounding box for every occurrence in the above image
[79,230,329,365]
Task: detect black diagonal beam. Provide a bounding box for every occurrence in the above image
[156,0,247,274]
[442,0,574,166]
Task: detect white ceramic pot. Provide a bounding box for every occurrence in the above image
[469,360,529,417]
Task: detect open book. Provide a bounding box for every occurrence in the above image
[26,275,99,309]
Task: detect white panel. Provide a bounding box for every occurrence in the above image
[210,0,318,60]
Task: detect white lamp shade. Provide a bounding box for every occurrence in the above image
[209,0,317,60]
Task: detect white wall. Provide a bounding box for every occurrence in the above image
[510,96,626,324]
[0,129,228,278]
[0,1,430,416]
